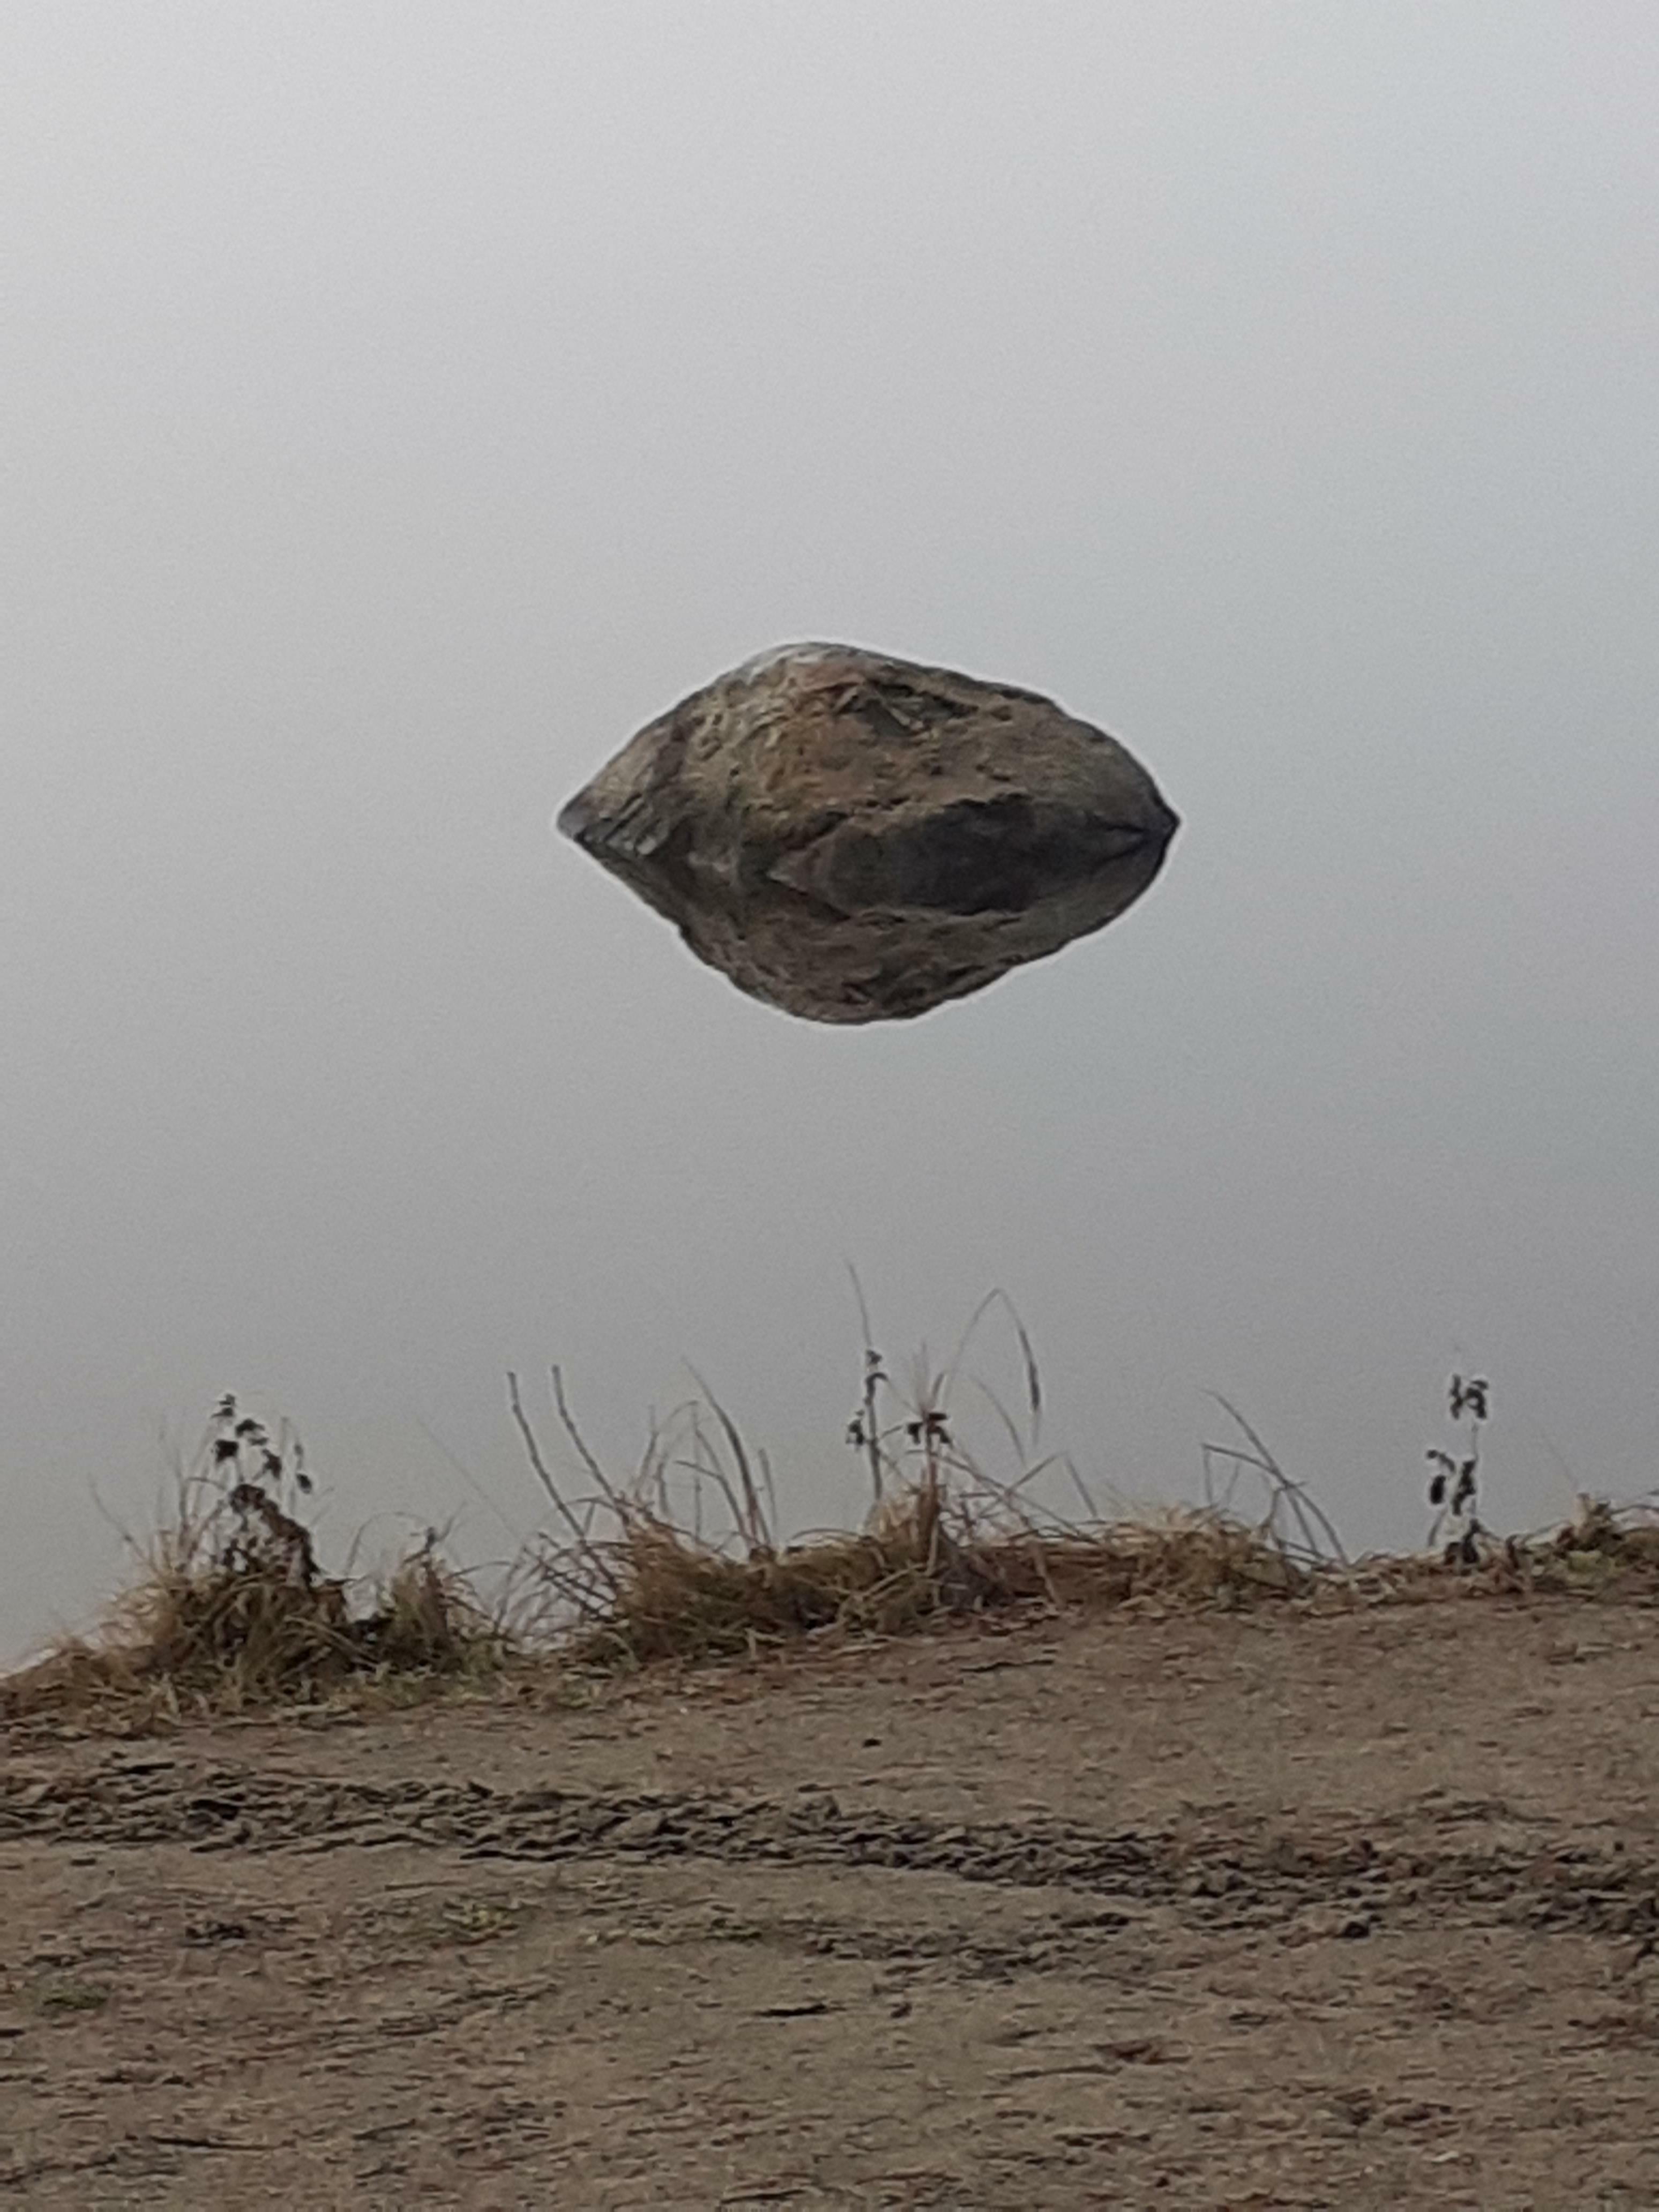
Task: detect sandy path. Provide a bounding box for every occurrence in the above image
[4,1596,1659,2207]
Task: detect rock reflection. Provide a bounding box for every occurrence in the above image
[557,645,1179,1023]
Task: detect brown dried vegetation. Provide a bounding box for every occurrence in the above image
[503,1335,1316,1671]
[2,1398,505,1727]
[6,1318,1657,1729]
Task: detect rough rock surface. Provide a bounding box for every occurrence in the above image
[556,643,1179,1021]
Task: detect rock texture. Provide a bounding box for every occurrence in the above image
[556,644,1178,1022]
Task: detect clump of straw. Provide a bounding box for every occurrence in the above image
[507,1290,1336,1669]
[4,1398,504,1724]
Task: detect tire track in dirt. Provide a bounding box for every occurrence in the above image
[6,1754,1658,1945]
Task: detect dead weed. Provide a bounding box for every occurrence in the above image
[6,1329,1656,1724]
[2,1396,506,1727]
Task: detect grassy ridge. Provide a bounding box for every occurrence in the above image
[6,1312,1658,1729]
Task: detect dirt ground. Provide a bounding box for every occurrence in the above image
[5,1594,1659,2209]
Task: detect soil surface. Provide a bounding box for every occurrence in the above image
[5,1594,1659,2208]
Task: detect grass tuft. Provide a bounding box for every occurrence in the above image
[505,1295,1328,1669]
[2,1398,506,1728]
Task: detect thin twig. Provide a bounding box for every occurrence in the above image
[506,1372,622,1595]
[686,1366,771,1555]
[550,1367,629,1513]
[1207,1395,1349,1567]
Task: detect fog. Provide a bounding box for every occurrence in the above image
[5,2,1657,1657]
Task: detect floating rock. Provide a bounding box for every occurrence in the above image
[556,644,1178,1022]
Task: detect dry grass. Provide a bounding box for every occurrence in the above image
[550,1500,1310,1669]
[503,1298,1349,1669]
[8,1322,1658,1726]
[502,1316,1659,1669]
[1,1399,506,1728]
[506,1460,1659,1676]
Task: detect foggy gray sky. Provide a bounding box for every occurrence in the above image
[5,2,1657,1657]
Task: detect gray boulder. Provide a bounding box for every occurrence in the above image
[556,643,1178,1022]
